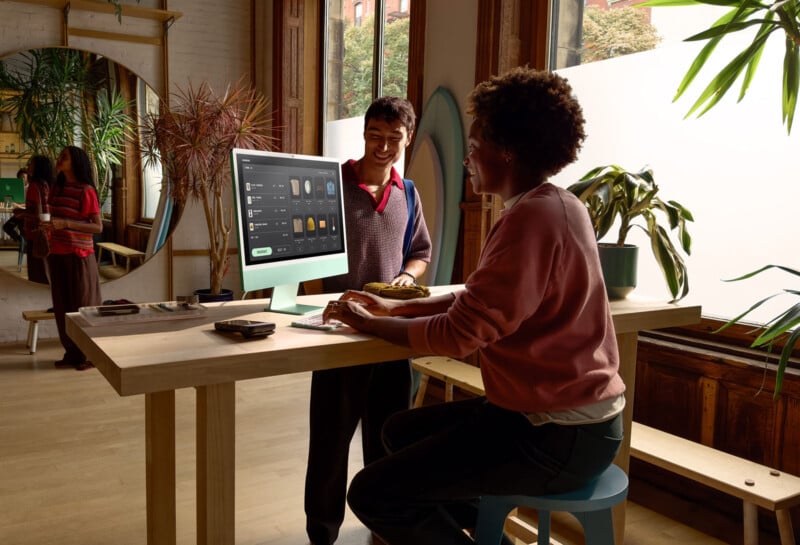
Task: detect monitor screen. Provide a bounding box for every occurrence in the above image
[0,177,24,204]
[230,148,348,314]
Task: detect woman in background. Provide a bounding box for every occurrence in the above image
[22,156,54,284]
[43,146,103,370]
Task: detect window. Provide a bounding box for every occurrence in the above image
[323,0,411,172]
[138,80,162,220]
[355,2,363,27]
[548,1,799,324]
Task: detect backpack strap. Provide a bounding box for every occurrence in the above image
[402,178,416,261]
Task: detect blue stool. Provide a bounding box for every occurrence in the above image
[474,464,629,545]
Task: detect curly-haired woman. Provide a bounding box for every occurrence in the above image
[324,68,626,545]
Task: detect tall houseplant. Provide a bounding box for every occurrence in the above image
[140,80,276,296]
[642,0,800,396]
[567,164,694,302]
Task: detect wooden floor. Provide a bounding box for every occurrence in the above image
[0,338,732,545]
[0,245,121,282]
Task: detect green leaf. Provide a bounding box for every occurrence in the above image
[740,16,774,101]
[752,301,800,346]
[713,292,785,333]
[640,0,743,6]
[687,31,773,118]
[649,221,682,300]
[782,39,799,133]
[686,19,774,42]
[723,264,800,282]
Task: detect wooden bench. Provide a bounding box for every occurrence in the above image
[412,356,800,545]
[96,242,145,273]
[631,422,800,545]
[22,309,55,354]
[412,356,484,407]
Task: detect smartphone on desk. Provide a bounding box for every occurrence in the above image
[214,319,276,338]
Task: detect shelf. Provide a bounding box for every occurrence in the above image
[8,0,182,23]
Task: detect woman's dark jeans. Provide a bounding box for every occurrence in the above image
[347,397,623,545]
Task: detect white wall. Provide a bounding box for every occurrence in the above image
[423,0,478,144]
[549,6,800,322]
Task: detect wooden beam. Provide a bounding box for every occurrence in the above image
[6,0,182,22]
[68,27,162,46]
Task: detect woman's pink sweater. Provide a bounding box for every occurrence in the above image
[408,183,625,413]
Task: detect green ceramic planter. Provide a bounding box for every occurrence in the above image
[598,244,638,300]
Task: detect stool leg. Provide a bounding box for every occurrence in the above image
[414,375,429,408]
[743,501,758,545]
[28,321,38,354]
[776,508,795,545]
[537,510,551,545]
[475,499,513,545]
[26,321,33,350]
[575,509,616,545]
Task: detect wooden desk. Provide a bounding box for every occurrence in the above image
[66,289,700,545]
[596,298,700,545]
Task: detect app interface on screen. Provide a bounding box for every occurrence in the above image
[239,160,343,265]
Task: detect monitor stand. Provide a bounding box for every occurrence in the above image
[266,283,322,315]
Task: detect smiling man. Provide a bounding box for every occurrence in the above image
[303,96,432,545]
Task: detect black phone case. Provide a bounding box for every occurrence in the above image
[214,320,275,337]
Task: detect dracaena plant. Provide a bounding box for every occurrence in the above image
[642,0,800,395]
[140,80,276,295]
[566,164,694,302]
[716,265,800,399]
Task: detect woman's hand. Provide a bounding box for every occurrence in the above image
[340,290,404,316]
[48,217,68,231]
[322,297,376,333]
[323,290,415,348]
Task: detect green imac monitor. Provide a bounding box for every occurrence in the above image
[0,177,25,204]
[230,148,348,315]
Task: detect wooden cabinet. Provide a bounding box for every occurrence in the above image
[632,331,800,539]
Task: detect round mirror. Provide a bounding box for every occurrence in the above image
[0,47,177,284]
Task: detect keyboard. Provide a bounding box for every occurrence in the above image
[290,312,343,331]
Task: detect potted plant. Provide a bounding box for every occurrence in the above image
[566,164,694,302]
[640,0,800,395]
[140,80,276,298]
